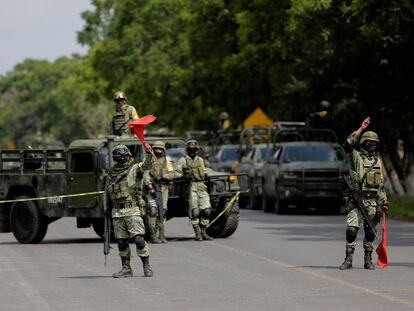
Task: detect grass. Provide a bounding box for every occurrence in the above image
[388,193,414,221]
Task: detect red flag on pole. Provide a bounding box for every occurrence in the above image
[376,214,388,269]
[128,115,157,143]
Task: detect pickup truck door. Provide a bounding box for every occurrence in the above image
[65,150,98,208]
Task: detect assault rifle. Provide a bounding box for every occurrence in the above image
[103,187,112,266]
[151,179,165,222]
[341,173,377,238]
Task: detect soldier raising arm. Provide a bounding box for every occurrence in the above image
[106,142,154,278]
[339,117,388,270]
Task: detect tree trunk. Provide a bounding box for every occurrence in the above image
[383,156,405,195]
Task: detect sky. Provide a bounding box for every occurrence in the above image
[0,0,93,75]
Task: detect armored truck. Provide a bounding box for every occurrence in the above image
[0,136,248,243]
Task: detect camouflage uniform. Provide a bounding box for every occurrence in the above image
[110,91,139,136]
[144,141,180,243]
[107,146,153,277]
[176,140,213,241]
[340,130,387,270]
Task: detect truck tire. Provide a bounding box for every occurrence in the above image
[274,198,288,215]
[10,197,48,244]
[261,195,275,213]
[207,201,239,238]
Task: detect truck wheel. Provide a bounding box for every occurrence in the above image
[261,196,275,213]
[249,194,262,210]
[10,197,48,244]
[274,199,288,215]
[207,201,239,238]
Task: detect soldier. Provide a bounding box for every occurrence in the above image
[218,111,231,132]
[176,140,213,241]
[144,141,180,244]
[339,117,389,270]
[110,91,139,136]
[106,143,154,278]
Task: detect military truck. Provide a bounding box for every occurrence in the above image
[0,136,248,243]
[260,129,349,214]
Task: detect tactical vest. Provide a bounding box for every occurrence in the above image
[185,156,206,181]
[112,105,131,136]
[109,166,143,203]
[150,157,173,178]
[360,155,383,193]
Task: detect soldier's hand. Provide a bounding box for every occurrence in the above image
[360,117,371,131]
[382,200,389,213]
[143,142,152,154]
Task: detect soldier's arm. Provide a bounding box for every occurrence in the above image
[162,160,180,180]
[344,117,371,153]
[139,152,154,172]
[143,170,152,186]
[175,158,186,177]
[128,106,139,120]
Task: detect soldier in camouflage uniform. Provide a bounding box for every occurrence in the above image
[144,141,180,244]
[176,140,213,241]
[107,143,154,278]
[110,91,139,136]
[340,117,389,270]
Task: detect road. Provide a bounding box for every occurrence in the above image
[1,210,414,311]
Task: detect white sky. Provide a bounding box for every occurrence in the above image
[0,0,93,75]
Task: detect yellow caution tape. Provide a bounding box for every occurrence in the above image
[0,191,105,204]
[207,191,240,228]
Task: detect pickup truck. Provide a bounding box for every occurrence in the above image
[261,129,349,214]
[0,136,248,243]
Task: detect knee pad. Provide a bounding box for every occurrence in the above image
[201,208,211,218]
[364,226,376,242]
[191,208,200,220]
[346,226,359,243]
[132,235,146,250]
[117,239,129,252]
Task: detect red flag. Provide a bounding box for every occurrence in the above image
[376,214,388,269]
[128,115,157,143]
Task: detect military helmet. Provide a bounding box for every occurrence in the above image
[186,139,199,149]
[320,100,330,109]
[152,140,166,151]
[112,144,131,162]
[219,111,229,120]
[113,91,127,102]
[360,131,379,144]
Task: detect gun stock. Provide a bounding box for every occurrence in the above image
[341,174,377,238]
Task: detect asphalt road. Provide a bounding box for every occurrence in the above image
[1,210,414,311]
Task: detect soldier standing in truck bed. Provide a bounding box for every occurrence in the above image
[110,91,139,136]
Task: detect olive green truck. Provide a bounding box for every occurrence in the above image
[0,136,247,243]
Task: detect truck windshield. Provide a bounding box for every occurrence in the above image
[282,145,344,163]
[219,147,238,161]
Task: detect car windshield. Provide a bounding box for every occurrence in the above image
[282,145,344,163]
[166,147,186,163]
[219,147,238,161]
[257,147,268,162]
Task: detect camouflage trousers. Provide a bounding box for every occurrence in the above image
[345,200,377,252]
[112,215,149,258]
[146,188,168,236]
[189,184,211,227]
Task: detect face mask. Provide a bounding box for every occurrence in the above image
[187,149,197,158]
[362,142,377,154]
[154,149,164,157]
[115,155,129,164]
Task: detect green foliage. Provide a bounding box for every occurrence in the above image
[389,194,414,220]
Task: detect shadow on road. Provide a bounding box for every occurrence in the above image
[0,238,103,245]
[60,275,113,280]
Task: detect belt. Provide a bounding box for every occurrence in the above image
[113,202,136,209]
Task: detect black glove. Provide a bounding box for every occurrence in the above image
[371,211,382,226]
[152,176,163,183]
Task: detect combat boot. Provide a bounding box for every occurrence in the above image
[150,236,162,244]
[193,224,203,241]
[364,251,375,270]
[112,257,133,278]
[140,256,153,277]
[339,251,353,270]
[158,223,168,243]
[200,226,213,241]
